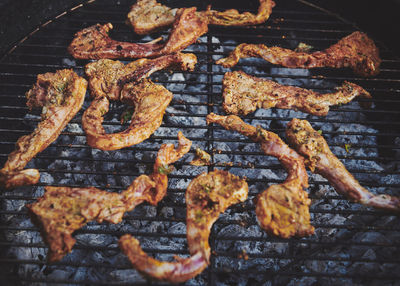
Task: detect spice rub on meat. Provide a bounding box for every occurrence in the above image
[222,71,371,117]
[82,53,197,150]
[119,170,248,283]
[69,7,208,59]
[127,0,178,35]
[286,119,400,213]
[207,113,314,238]
[26,132,192,262]
[217,32,381,77]
[0,70,87,189]
[126,0,274,35]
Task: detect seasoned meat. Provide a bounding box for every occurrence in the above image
[222,71,371,117]
[202,0,275,26]
[82,53,197,151]
[119,170,248,283]
[26,132,191,262]
[0,70,87,189]
[83,79,172,150]
[126,0,275,34]
[85,52,197,101]
[207,113,314,238]
[286,119,400,213]
[217,32,381,77]
[127,0,178,35]
[69,8,208,59]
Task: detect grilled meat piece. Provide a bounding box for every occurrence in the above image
[69,7,208,59]
[0,70,87,189]
[26,132,191,262]
[217,32,381,77]
[127,0,178,35]
[222,71,371,117]
[202,0,275,26]
[207,113,314,238]
[286,119,400,213]
[126,0,274,35]
[82,53,197,150]
[85,52,197,100]
[119,170,248,282]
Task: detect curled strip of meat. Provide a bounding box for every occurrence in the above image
[202,0,275,26]
[119,170,248,283]
[286,119,400,213]
[126,0,274,35]
[69,7,208,59]
[222,71,371,117]
[82,79,172,150]
[216,32,381,77]
[0,70,87,189]
[82,53,197,151]
[85,52,197,100]
[207,113,314,238]
[26,132,191,262]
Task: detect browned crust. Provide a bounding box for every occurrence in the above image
[0,69,87,189]
[222,70,371,117]
[217,31,381,77]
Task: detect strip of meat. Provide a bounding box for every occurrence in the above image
[0,70,87,189]
[26,132,191,262]
[207,113,314,238]
[85,52,197,100]
[216,32,381,77]
[286,119,400,213]
[82,53,197,151]
[69,7,208,59]
[119,170,248,283]
[222,70,371,117]
[127,0,178,35]
[126,0,275,35]
[202,0,275,26]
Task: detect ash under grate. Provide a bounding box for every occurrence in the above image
[0,0,400,285]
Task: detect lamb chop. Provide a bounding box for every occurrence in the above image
[126,0,275,35]
[68,7,208,59]
[82,53,197,151]
[0,69,87,189]
[207,113,314,238]
[26,132,192,262]
[216,31,381,77]
[222,70,371,117]
[286,119,400,213]
[128,0,275,31]
[119,170,248,283]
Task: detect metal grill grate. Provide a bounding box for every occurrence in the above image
[1,0,400,285]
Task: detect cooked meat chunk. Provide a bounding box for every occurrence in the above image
[120,170,248,283]
[202,0,275,26]
[0,70,87,189]
[83,79,172,150]
[286,119,400,213]
[126,0,275,35]
[222,71,371,117]
[26,132,191,262]
[190,147,212,166]
[127,0,178,35]
[217,32,381,77]
[85,52,197,100]
[69,8,208,59]
[207,113,314,238]
[83,53,197,150]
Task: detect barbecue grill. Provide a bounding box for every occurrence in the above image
[1,0,400,285]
